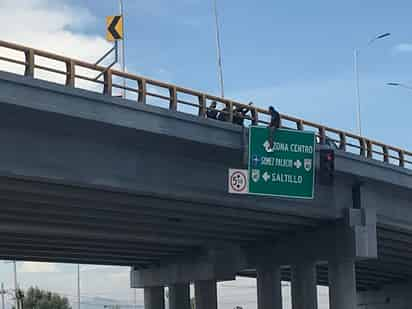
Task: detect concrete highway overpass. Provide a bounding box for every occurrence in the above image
[0,41,411,308]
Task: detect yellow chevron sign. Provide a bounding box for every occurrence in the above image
[106,15,123,42]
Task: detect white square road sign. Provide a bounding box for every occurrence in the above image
[228,169,249,194]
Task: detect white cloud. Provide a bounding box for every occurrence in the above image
[0,0,112,91]
[0,0,108,60]
[393,43,412,53]
[20,262,59,273]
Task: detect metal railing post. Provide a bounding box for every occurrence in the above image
[383,146,389,163]
[297,120,304,131]
[318,127,326,145]
[360,138,366,156]
[198,94,207,117]
[366,141,373,159]
[339,132,347,151]
[137,79,147,104]
[103,70,113,96]
[24,49,35,77]
[169,87,178,111]
[66,60,75,87]
[399,151,405,167]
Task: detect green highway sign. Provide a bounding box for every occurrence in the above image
[248,126,316,199]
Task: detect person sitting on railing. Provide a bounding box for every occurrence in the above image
[268,106,281,148]
[233,105,245,125]
[218,105,230,122]
[206,101,219,119]
[248,101,257,124]
[233,102,255,126]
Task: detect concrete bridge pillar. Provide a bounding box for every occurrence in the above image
[329,258,357,309]
[144,287,165,309]
[256,264,282,309]
[194,280,217,309]
[169,283,190,309]
[291,261,318,309]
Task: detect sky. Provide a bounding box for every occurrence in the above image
[0,0,411,308]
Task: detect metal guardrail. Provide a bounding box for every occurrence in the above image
[0,40,411,169]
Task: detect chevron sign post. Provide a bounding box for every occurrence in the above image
[106,16,124,42]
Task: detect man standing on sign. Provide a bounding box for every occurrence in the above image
[268,106,281,148]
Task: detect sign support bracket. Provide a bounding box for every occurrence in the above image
[242,127,249,167]
[93,41,119,81]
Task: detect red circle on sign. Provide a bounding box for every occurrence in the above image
[230,171,247,192]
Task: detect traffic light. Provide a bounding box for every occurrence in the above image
[319,149,335,185]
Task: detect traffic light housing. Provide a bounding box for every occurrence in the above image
[319,149,335,185]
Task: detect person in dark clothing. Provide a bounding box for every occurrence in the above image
[218,105,230,122]
[268,106,281,148]
[206,101,219,119]
[233,105,245,125]
[248,101,257,124]
[233,103,256,126]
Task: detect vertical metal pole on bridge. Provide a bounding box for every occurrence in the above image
[119,0,126,99]
[212,0,225,98]
[354,49,362,137]
[353,32,390,136]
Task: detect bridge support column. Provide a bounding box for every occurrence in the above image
[194,280,217,309]
[256,264,282,309]
[144,287,165,309]
[291,261,318,309]
[329,258,356,309]
[169,283,190,309]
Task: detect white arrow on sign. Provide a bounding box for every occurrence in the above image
[294,160,302,169]
[262,172,270,182]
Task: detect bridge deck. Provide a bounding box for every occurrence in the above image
[0,39,410,170]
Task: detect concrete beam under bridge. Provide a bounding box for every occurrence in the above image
[131,208,376,301]
[131,246,247,288]
[247,208,377,267]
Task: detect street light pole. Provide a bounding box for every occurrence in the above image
[354,48,362,136]
[354,32,391,136]
[119,0,126,98]
[387,82,412,91]
[212,0,225,98]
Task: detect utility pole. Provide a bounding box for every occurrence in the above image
[77,264,80,309]
[0,283,5,309]
[13,261,18,309]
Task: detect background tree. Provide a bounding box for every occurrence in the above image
[15,287,71,309]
